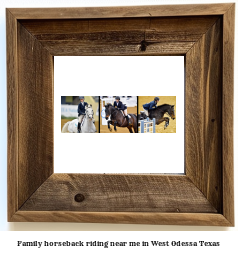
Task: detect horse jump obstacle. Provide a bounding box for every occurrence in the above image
[139,118,156,133]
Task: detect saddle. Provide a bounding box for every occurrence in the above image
[120,110,125,117]
[118,109,131,118]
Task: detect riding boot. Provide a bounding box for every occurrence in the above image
[126,115,130,126]
[78,122,81,133]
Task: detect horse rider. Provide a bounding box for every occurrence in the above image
[77,96,90,133]
[114,96,130,125]
[142,97,160,117]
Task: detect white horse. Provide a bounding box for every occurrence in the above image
[61,104,97,133]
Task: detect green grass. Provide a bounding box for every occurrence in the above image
[61,115,76,120]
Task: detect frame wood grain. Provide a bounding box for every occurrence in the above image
[7,4,235,226]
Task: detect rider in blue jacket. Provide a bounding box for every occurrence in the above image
[142,97,160,117]
[77,96,88,133]
[113,96,130,125]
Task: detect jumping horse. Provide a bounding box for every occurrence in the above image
[139,104,175,129]
[105,103,137,133]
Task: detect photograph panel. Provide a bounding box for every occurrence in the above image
[61,96,99,133]
[100,96,137,133]
[138,96,176,133]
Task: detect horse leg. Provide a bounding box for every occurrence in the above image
[108,120,112,131]
[132,117,138,133]
[156,118,166,125]
[164,117,170,129]
[127,126,133,133]
[114,121,117,131]
[156,118,170,129]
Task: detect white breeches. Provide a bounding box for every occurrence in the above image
[123,109,128,116]
[78,115,84,123]
[143,109,149,116]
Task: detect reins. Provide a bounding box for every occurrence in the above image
[110,108,119,118]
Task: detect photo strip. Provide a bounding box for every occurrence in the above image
[61,96,176,134]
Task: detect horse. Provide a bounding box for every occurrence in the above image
[139,104,175,129]
[105,103,138,133]
[61,104,97,133]
[138,111,148,120]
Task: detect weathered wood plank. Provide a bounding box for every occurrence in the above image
[19,17,219,56]
[19,15,219,55]
[8,4,233,19]
[20,16,218,34]
[17,23,54,208]
[149,16,219,34]
[20,174,217,213]
[6,9,18,221]
[33,31,201,43]
[40,41,193,56]
[12,211,231,226]
[20,18,149,34]
[186,18,223,212]
[222,4,235,226]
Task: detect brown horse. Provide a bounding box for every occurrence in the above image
[105,104,137,133]
[139,104,175,129]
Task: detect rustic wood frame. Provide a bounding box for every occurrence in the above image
[7,4,234,226]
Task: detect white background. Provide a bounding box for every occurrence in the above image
[54,56,184,173]
[0,0,237,252]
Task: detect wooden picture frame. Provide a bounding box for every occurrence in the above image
[7,4,234,225]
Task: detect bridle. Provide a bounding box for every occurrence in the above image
[111,108,119,118]
[86,108,94,119]
[166,107,175,119]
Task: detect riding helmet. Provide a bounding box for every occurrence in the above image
[154,97,160,101]
[115,96,120,100]
[79,96,85,100]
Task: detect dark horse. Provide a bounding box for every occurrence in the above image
[105,103,138,133]
[139,104,175,129]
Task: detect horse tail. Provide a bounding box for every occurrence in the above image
[61,121,70,133]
